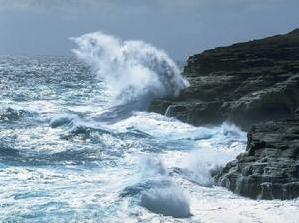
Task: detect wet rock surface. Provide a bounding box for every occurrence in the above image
[215,116,299,200]
[149,29,299,129]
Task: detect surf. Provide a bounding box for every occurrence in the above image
[71,32,189,122]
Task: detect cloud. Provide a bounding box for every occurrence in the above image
[0,0,293,11]
[0,0,107,11]
[1,0,298,58]
[0,0,89,8]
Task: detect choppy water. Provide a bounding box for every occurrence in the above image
[0,56,298,223]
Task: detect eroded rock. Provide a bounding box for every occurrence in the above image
[149,29,299,129]
[215,117,299,200]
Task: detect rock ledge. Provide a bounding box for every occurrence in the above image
[149,29,299,130]
[215,116,299,199]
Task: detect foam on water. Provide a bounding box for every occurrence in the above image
[0,51,298,222]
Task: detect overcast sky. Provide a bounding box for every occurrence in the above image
[0,0,298,60]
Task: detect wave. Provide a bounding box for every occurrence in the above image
[49,114,79,128]
[140,187,191,218]
[71,32,189,120]
[120,157,191,218]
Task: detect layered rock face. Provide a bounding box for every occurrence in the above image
[149,29,299,129]
[215,113,299,200]
[149,29,299,199]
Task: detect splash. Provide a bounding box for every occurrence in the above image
[140,187,191,218]
[71,32,189,109]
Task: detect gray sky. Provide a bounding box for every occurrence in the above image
[0,0,298,60]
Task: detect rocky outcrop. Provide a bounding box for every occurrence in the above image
[149,29,299,200]
[215,113,299,200]
[149,29,299,129]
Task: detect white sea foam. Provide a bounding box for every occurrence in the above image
[2,56,298,223]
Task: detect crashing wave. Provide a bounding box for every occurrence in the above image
[140,187,191,218]
[71,32,189,112]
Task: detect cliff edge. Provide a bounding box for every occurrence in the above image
[149,29,299,199]
[149,29,299,129]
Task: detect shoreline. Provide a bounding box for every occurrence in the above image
[149,28,299,200]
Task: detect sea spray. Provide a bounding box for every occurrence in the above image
[71,32,189,110]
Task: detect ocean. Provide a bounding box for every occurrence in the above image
[0,32,298,222]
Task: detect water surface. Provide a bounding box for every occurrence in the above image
[0,56,298,222]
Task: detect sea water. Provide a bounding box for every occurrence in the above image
[0,33,298,222]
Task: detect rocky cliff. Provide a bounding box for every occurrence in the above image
[149,29,299,199]
[215,110,299,199]
[149,29,299,129]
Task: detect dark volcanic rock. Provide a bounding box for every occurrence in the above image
[149,29,299,129]
[149,29,299,200]
[215,116,299,200]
